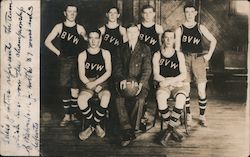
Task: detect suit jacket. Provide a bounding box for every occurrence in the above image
[114,41,152,89]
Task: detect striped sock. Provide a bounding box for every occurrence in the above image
[199,97,207,115]
[81,106,93,127]
[168,107,182,130]
[185,96,191,114]
[94,106,106,125]
[62,99,71,114]
[70,97,78,115]
[159,107,170,123]
[81,106,93,120]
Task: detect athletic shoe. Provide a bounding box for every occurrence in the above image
[59,116,71,127]
[187,114,192,126]
[71,114,81,124]
[160,129,172,147]
[79,126,94,141]
[171,128,183,142]
[199,115,208,127]
[95,124,105,138]
[120,130,135,147]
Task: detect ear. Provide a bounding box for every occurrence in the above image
[64,11,66,17]
[194,10,198,16]
[117,13,120,18]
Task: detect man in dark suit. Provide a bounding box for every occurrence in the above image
[113,23,152,147]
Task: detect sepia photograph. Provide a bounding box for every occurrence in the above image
[1,0,249,156]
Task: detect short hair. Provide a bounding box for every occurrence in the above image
[141,5,155,13]
[126,23,139,30]
[106,6,120,14]
[161,29,175,43]
[64,3,78,12]
[87,28,102,38]
[183,3,198,12]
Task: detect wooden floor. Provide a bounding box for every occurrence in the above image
[40,98,249,157]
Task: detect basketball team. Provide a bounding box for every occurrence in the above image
[44,2,217,147]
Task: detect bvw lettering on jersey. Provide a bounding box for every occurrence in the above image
[60,31,79,44]
[85,62,104,71]
[139,33,157,45]
[159,58,179,69]
[103,34,120,46]
[182,35,200,45]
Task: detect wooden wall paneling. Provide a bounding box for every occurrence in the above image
[155,0,161,24]
[133,0,140,23]
[160,0,186,30]
[117,0,123,25]
[122,0,134,25]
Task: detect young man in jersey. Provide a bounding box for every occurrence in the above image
[44,4,87,126]
[99,6,127,133]
[138,4,163,54]
[175,3,217,127]
[114,23,152,147]
[138,4,164,129]
[77,29,112,140]
[153,30,188,146]
[99,6,127,58]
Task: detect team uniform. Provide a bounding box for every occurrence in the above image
[80,49,108,94]
[138,24,161,54]
[79,49,110,130]
[180,23,207,117]
[101,25,123,59]
[58,23,86,116]
[156,51,188,98]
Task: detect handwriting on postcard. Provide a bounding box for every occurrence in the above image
[1,0,40,156]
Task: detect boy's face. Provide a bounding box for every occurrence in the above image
[106,8,120,22]
[163,32,175,48]
[88,32,101,48]
[64,6,77,22]
[184,7,197,22]
[142,8,155,22]
[127,26,140,41]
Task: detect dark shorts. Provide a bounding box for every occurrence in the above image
[59,56,80,88]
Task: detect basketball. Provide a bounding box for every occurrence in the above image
[121,78,139,97]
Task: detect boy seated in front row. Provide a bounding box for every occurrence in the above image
[152,30,188,146]
[77,29,112,140]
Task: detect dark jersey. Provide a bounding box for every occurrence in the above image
[100,25,123,57]
[159,51,180,77]
[139,24,160,54]
[85,49,106,79]
[58,23,84,57]
[181,24,203,54]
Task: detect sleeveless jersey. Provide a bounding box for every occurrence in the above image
[58,23,82,57]
[85,50,106,79]
[139,24,160,53]
[181,24,203,54]
[101,25,123,56]
[159,51,180,77]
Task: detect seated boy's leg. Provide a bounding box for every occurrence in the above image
[78,90,94,141]
[156,87,171,126]
[93,90,111,138]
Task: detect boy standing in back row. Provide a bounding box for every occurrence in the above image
[175,3,217,127]
[138,5,164,129]
[44,4,87,126]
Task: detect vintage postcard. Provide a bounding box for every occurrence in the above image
[0,0,249,156]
